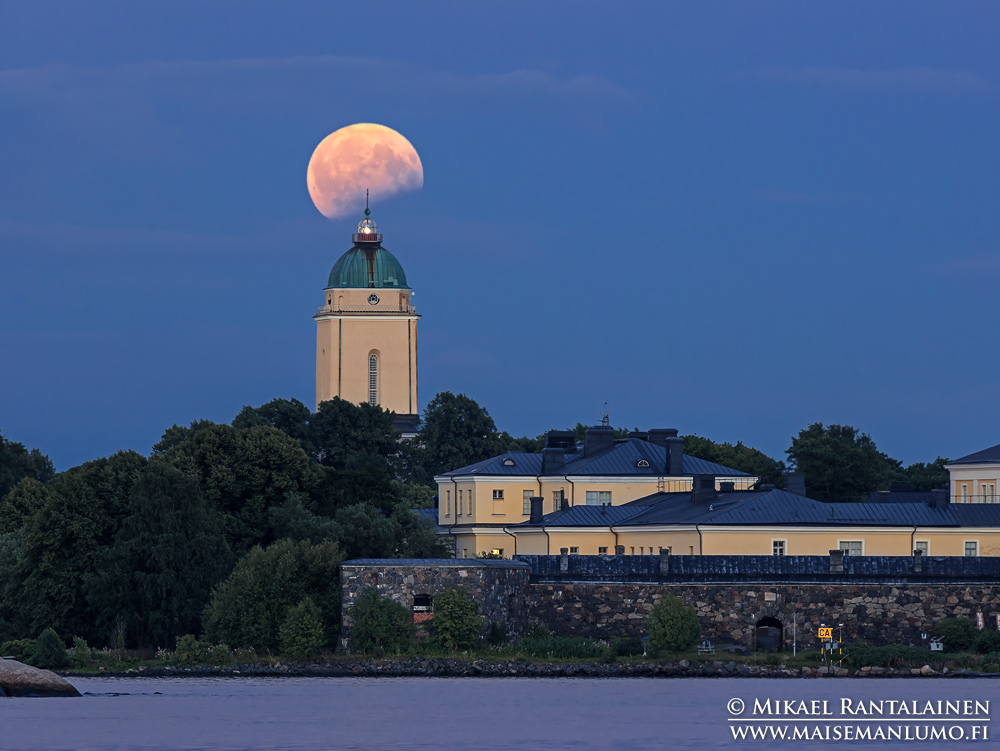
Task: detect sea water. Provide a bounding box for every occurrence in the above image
[0,676,994,750]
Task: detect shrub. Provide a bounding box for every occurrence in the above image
[611,637,645,657]
[347,588,415,655]
[71,636,91,667]
[280,597,326,660]
[1,638,35,663]
[203,539,342,652]
[981,652,1000,673]
[174,634,204,665]
[32,628,68,670]
[933,618,978,652]
[487,621,509,646]
[844,644,933,668]
[646,594,701,653]
[431,589,482,650]
[510,628,607,660]
[971,630,1000,655]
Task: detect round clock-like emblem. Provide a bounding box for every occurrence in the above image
[368,293,380,305]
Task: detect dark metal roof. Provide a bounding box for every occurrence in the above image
[513,488,1000,529]
[341,558,530,568]
[437,438,749,478]
[863,491,938,504]
[327,244,409,289]
[948,443,1000,465]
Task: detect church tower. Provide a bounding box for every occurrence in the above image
[314,206,420,435]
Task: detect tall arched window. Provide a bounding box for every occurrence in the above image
[368,353,379,405]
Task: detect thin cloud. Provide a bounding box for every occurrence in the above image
[741,66,994,94]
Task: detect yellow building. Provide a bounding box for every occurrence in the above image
[435,427,758,558]
[508,483,1000,558]
[947,443,1000,505]
[314,207,420,434]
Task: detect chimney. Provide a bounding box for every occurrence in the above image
[529,496,544,523]
[929,489,949,510]
[646,428,678,448]
[663,436,684,475]
[719,481,735,493]
[783,472,806,497]
[544,430,576,451]
[542,447,565,475]
[584,427,615,457]
[691,474,716,505]
[913,548,923,573]
[658,548,670,575]
[615,545,625,557]
[561,497,570,512]
[560,548,569,572]
[829,549,845,574]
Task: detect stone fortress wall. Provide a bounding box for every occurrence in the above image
[339,553,1000,651]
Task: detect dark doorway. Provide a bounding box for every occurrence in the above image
[755,616,783,652]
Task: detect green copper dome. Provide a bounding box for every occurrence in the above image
[326,244,409,290]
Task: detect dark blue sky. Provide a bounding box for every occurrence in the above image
[2,1,998,470]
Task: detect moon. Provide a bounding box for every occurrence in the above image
[306,123,424,219]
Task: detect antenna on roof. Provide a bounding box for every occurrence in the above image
[366,188,369,210]
[600,401,610,428]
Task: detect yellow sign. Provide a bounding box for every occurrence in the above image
[818,627,833,641]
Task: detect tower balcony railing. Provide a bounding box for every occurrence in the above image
[316,304,418,315]
[352,233,383,243]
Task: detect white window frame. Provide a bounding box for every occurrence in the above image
[964,540,979,557]
[585,490,612,506]
[492,489,504,500]
[368,353,379,405]
[569,547,579,555]
[980,484,988,504]
[772,539,786,556]
[914,540,929,555]
[838,540,864,556]
[961,483,969,502]
[522,490,532,515]
[552,490,564,512]
[598,547,608,555]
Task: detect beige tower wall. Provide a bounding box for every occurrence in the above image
[315,287,419,415]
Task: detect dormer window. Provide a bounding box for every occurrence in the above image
[502,458,515,467]
[636,459,650,468]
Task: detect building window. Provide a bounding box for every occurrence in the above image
[492,489,504,515]
[445,490,451,516]
[368,353,378,405]
[553,490,564,512]
[467,490,473,515]
[457,489,463,515]
[630,547,635,555]
[586,491,611,506]
[523,490,532,515]
[493,489,504,499]
[990,484,996,503]
[462,549,467,559]
[490,548,504,558]
[839,540,863,556]
[598,547,608,555]
[772,540,786,556]
[569,547,579,555]
[965,541,979,557]
[981,484,988,504]
[914,541,929,555]
[961,483,969,502]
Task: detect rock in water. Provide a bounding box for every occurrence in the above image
[0,660,81,697]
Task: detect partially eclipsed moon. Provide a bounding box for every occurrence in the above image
[307,123,424,219]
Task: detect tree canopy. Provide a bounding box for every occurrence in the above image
[786,423,903,502]
[681,435,785,485]
[406,392,503,485]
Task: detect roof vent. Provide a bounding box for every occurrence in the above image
[502,458,515,467]
[636,459,650,468]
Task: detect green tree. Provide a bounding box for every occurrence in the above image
[346,588,415,655]
[333,503,399,559]
[32,627,68,670]
[904,457,950,492]
[786,423,903,502]
[203,538,342,651]
[430,589,482,650]
[0,431,54,500]
[681,435,785,485]
[408,392,502,485]
[89,461,231,649]
[0,477,51,534]
[232,398,316,459]
[154,421,319,554]
[646,593,701,653]
[280,597,326,659]
[311,397,401,471]
[932,617,978,652]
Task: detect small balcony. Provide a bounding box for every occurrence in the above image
[316,304,418,315]
[353,233,382,243]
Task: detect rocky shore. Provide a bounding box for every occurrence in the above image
[70,658,996,680]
